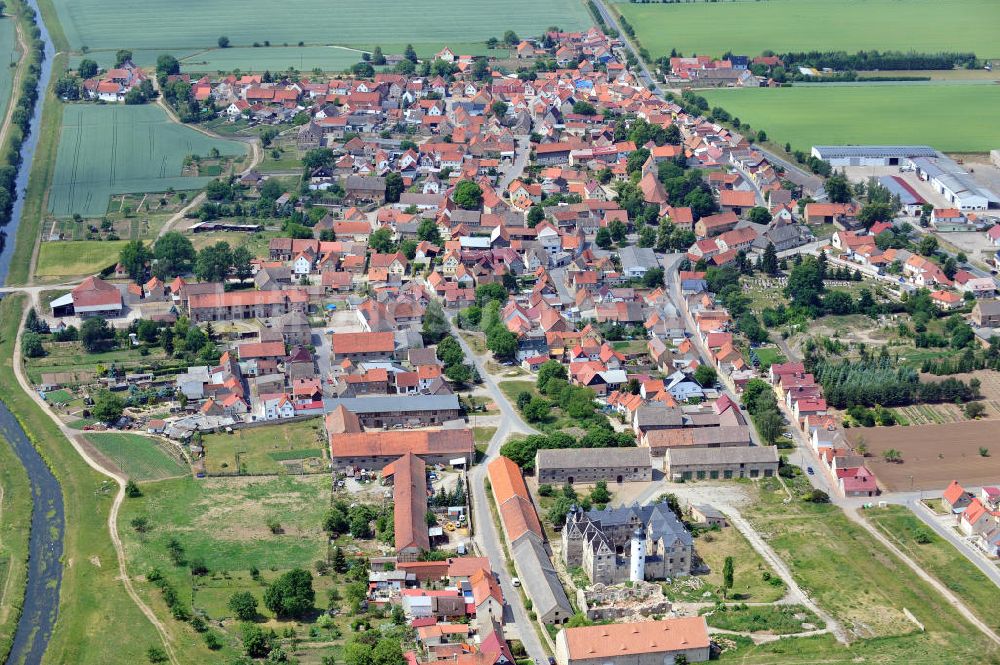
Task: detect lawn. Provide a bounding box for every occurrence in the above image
[663,524,786,604]
[700,84,1000,153]
[702,603,823,635]
[473,426,497,445]
[866,505,1000,631]
[34,239,127,278]
[744,476,998,656]
[51,0,592,51]
[498,380,539,405]
[614,0,1000,58]
[84,433,187,482]
[753,347,786,371]
[48,104,247,218]
[117,474,339,660]
[202,417,328,475]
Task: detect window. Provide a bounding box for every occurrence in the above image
[750,469,760,478]
[764,469,774,478]
[710,471,719,479]
[724,470,733,479]
[696,471,706,480]
[682,471,692,480]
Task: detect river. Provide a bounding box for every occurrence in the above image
[1,0,64,662]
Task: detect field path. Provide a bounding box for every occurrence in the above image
[10,304,180,665]
[0,13,27,150]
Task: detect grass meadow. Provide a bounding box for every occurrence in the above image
[0,432,32,662]
[724,475,1000,663]
[48,104,247,218]
[0,17,20,123]
[34,239,126,278]
[51,0,592,51]
[84,433,187,481]
[614,0,1000,58]
[700,84,1000,153]
[201,418,328,475]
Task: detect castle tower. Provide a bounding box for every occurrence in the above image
[629,528,646,582]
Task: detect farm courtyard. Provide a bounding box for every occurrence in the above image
[48,104,247,218]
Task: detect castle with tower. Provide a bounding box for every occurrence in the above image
[561,502,693,585]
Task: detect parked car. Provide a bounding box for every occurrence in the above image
[807,467,814,475]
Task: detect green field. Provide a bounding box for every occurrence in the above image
[701,84,1000,153]
[180,45,365,72]
[0,436,32,662]
[35,239,126,277]
[48,104,247,218]
[52,0,592,51]
[0,17,20,126]
[721,475,1000,663]
[84,433,187,481]
[202,417,328,475]
[614,0,1000,58]
[866,505,1000,631]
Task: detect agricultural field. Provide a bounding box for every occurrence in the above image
[34,239,127,278]
[700,84,1000,153]
[84,433,188,481]
[48,104,247,218]
[614,0,1000,58]
[847,421,1000,490]
[179,45,365,73]
[51,0,592,51]
[866,505,1000,632]
[201,417,328,475]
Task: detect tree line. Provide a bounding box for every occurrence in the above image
[778,50,978,72]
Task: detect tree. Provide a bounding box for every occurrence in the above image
[80,316,114,352]
[502,30,519,46]
[92,390,125,424]
[368,227,394,253]
[722,556,734,592]
[345,642,374,665]
[756,410,784,445]
[444,362,472,384]
[609,219,627,242]
[217,36,230,48]
[22,332,45,358]
[882,449,902,463]
[118,240,152,282]
[536,360,567,392]
[228,591,258,621]
[384,172,404,203]
[232,246,254,282]
[371,46,386,65]
[595,227,612,249]
[115,49,133,67]
[125,480,142,498]
[156,54,180,76]
[694,365,717,388]
[522,397,549,423]
[761,242,779,275]
[527,205,545,228]
[642,267,665,289]
[453,180,483,210]
[476,283,508,306]
[241,623,271,658]
[422,299,449,344]
[486,326,517,361]
[194,241,233,283]
[918,234,938,257]
[825,172,852,204]
[417,218,441,244]
[372,638,404,665]
[77,58,99,79]
[590,481,610,505]
[263,568,315,619]
[404,43,418,64]
[965,402,986,419]
[153,232,196,277]
[572,100,597,116]
[784,256,825,310]
[747,206,772,226]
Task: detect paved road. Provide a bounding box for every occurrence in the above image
[659,252,762,446]
[452,322,547,661]
[498,134,532,193]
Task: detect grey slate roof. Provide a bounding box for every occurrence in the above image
[324,394,459,414]
[634,405,683,429]
[510,537,573,620]
[665,445,779,466]
[535,447,651,471]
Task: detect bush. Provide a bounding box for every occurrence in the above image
[147,647,168,663]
